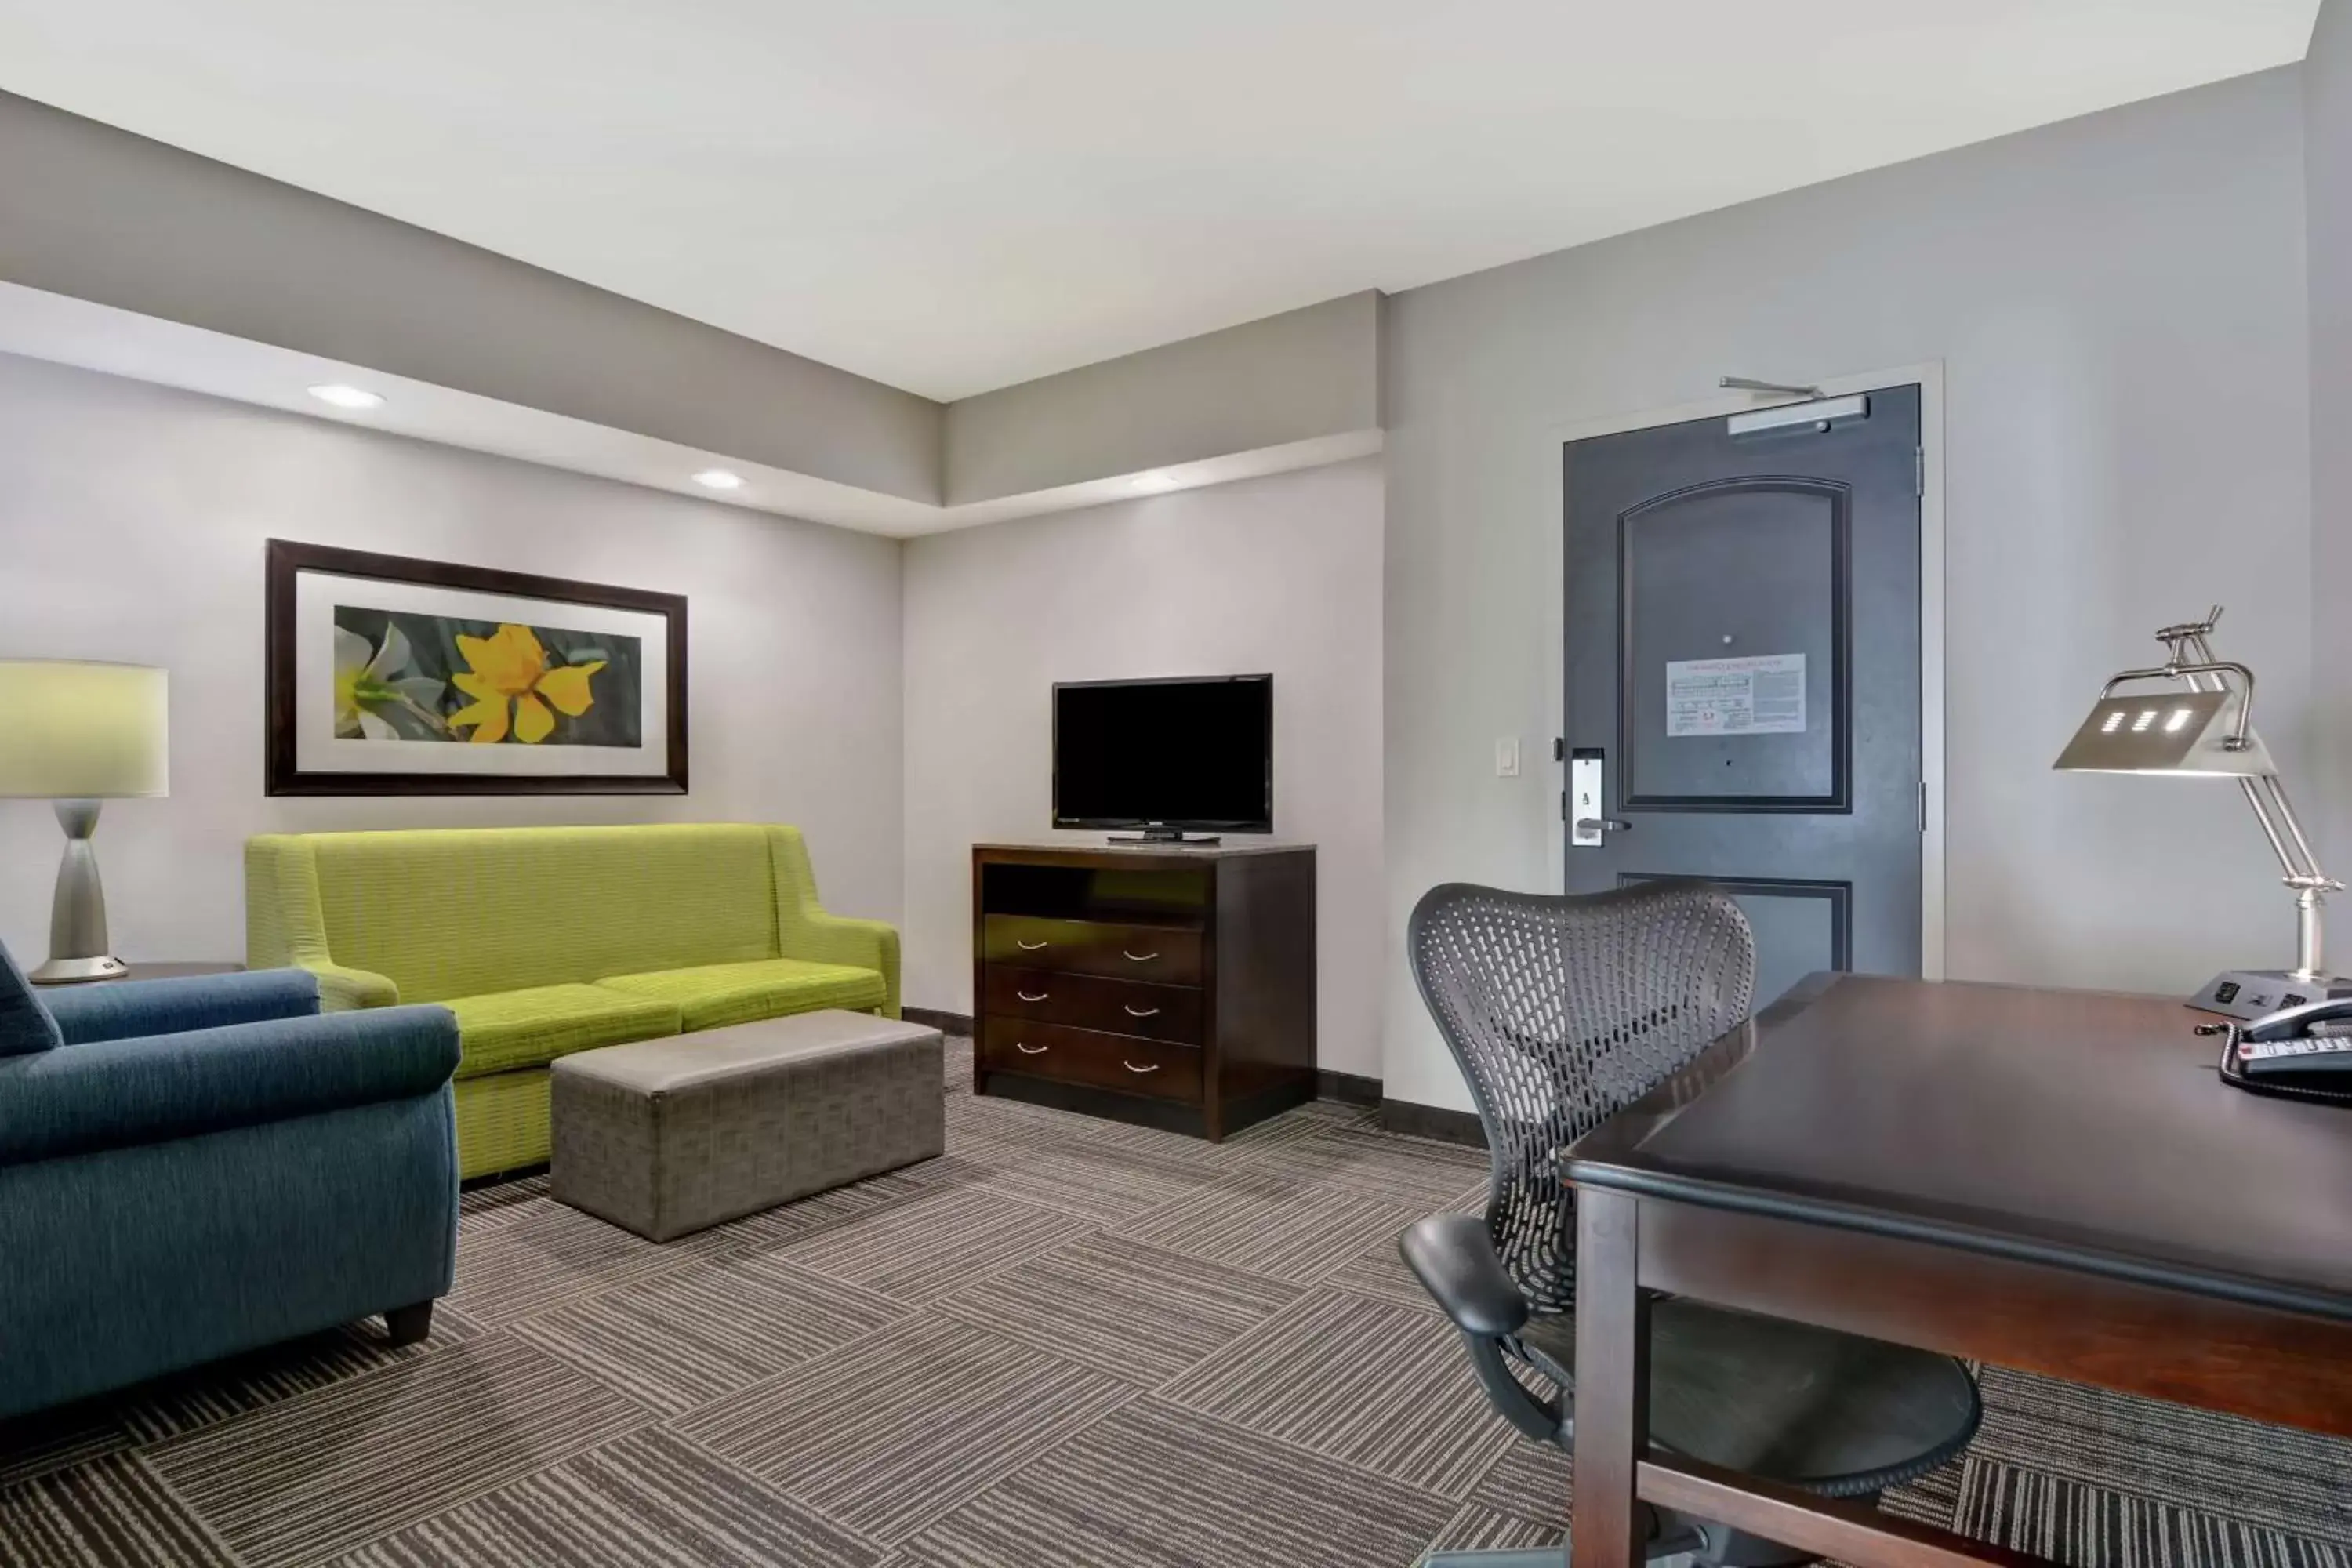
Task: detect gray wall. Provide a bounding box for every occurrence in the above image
[0,353,906,967]
[2312,1,2352,869]
[0,90,944,503]
[1381,67,2312,1109]
[944,293,1381,504]
[901,461,1386,1076]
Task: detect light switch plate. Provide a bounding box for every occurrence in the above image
[1495,736,1521,778]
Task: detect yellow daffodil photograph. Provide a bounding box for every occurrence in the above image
[329,607,642,749]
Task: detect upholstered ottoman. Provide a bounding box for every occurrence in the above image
[550,1010,942,1241]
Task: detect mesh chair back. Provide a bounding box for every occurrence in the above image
[1407,880,1754,1317]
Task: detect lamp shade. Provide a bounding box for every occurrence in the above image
[2052,687,2275,778]
[0,661,169,798]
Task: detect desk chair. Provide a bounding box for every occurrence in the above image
[1401,881,1980,1567]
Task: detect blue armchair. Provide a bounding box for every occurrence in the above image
[0,944,462,1421]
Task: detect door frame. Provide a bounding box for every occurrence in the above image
[1541,361,1947,981]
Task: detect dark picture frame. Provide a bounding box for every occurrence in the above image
[265,539,688,796]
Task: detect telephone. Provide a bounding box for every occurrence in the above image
[2198,997,2352,1104]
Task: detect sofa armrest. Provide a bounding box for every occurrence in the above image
[303,960,401,1012]
[40,969,321,1046]
[782,914,901,1017]
[0,1004,460,1167]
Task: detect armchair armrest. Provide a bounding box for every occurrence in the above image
[40,969,321,1047]
[1400,1213,1530,1337]
[0,1004,460,1167]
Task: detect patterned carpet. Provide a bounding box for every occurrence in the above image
[3,1035,2349,1568]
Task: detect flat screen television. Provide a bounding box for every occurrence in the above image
[1053,675,1272,840]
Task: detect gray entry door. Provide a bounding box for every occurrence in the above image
[1563,385,1922,1007]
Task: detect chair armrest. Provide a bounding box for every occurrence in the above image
[1401,1213,1530,1337]
[0,1004,460,1167]
[40,969,321,1046]
[782,914,901,1015]
[303,960,401,1011]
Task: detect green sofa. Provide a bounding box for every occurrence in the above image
[246,823,898,1178]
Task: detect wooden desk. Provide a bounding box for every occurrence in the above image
[1563,974,2352,1568]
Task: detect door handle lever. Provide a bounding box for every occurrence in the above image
[1574,817,1632,834]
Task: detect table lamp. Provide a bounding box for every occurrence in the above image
[2052,608,2345,1020]
[0,660,170,984]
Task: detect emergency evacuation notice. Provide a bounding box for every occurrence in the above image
[1664,653,1806,737]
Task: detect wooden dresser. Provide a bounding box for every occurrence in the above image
[971,841,1316,1139]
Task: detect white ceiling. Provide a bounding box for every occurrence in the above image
[0,0,2320,401]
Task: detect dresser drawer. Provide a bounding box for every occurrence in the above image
[978,1017,1203,1103]
[982,966,1202,1044]
[980,915,1204,986]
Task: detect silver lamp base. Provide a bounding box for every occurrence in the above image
[29,954,130,985]
[2189,968,2352,1021]
[27,799,129,986]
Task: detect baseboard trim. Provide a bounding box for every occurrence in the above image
[1379,1098,1488,1149]
[1316,1069,1382,1107]
[905,1007,974,1036]
[461,1162,549,1192]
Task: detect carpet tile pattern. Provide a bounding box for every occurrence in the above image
[895,1399,1460,1568]
[935,1231,1300,1385]
[329,1428,883,1568]
[4,1034,2349,1567]
[1162,1289,1519,1496]
[509,1252,904,1415]
[146,1337,650,1568]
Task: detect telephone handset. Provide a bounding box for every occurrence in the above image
[2198,996,2352,1102]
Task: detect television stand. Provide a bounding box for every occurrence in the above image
[971,840,1316,1140]
[1106,829,1221,845]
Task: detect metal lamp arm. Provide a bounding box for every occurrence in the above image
[2166,621,2342,980]
[2239,775,2336,891]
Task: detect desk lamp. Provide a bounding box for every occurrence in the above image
[0,660,170,983]
[2053,608,2343,1020]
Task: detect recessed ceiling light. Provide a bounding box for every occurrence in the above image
[1131,471,1178,492]
[307,383,384,410]
[692,470,746,492]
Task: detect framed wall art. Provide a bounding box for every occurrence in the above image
[266,540,688,795]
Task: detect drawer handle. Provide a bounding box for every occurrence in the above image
[1015,1041,1049,1055]
[1123,1004,1161,1018]
[1016,938,1049,951]
[1123,949,1160,962]
[1122,1059,1161,1074]
[1017,989,1050,1003]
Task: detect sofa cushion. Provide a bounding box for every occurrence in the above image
[0,942,63,1058]
[593,957,887,1033]
[445,984,681,1080]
